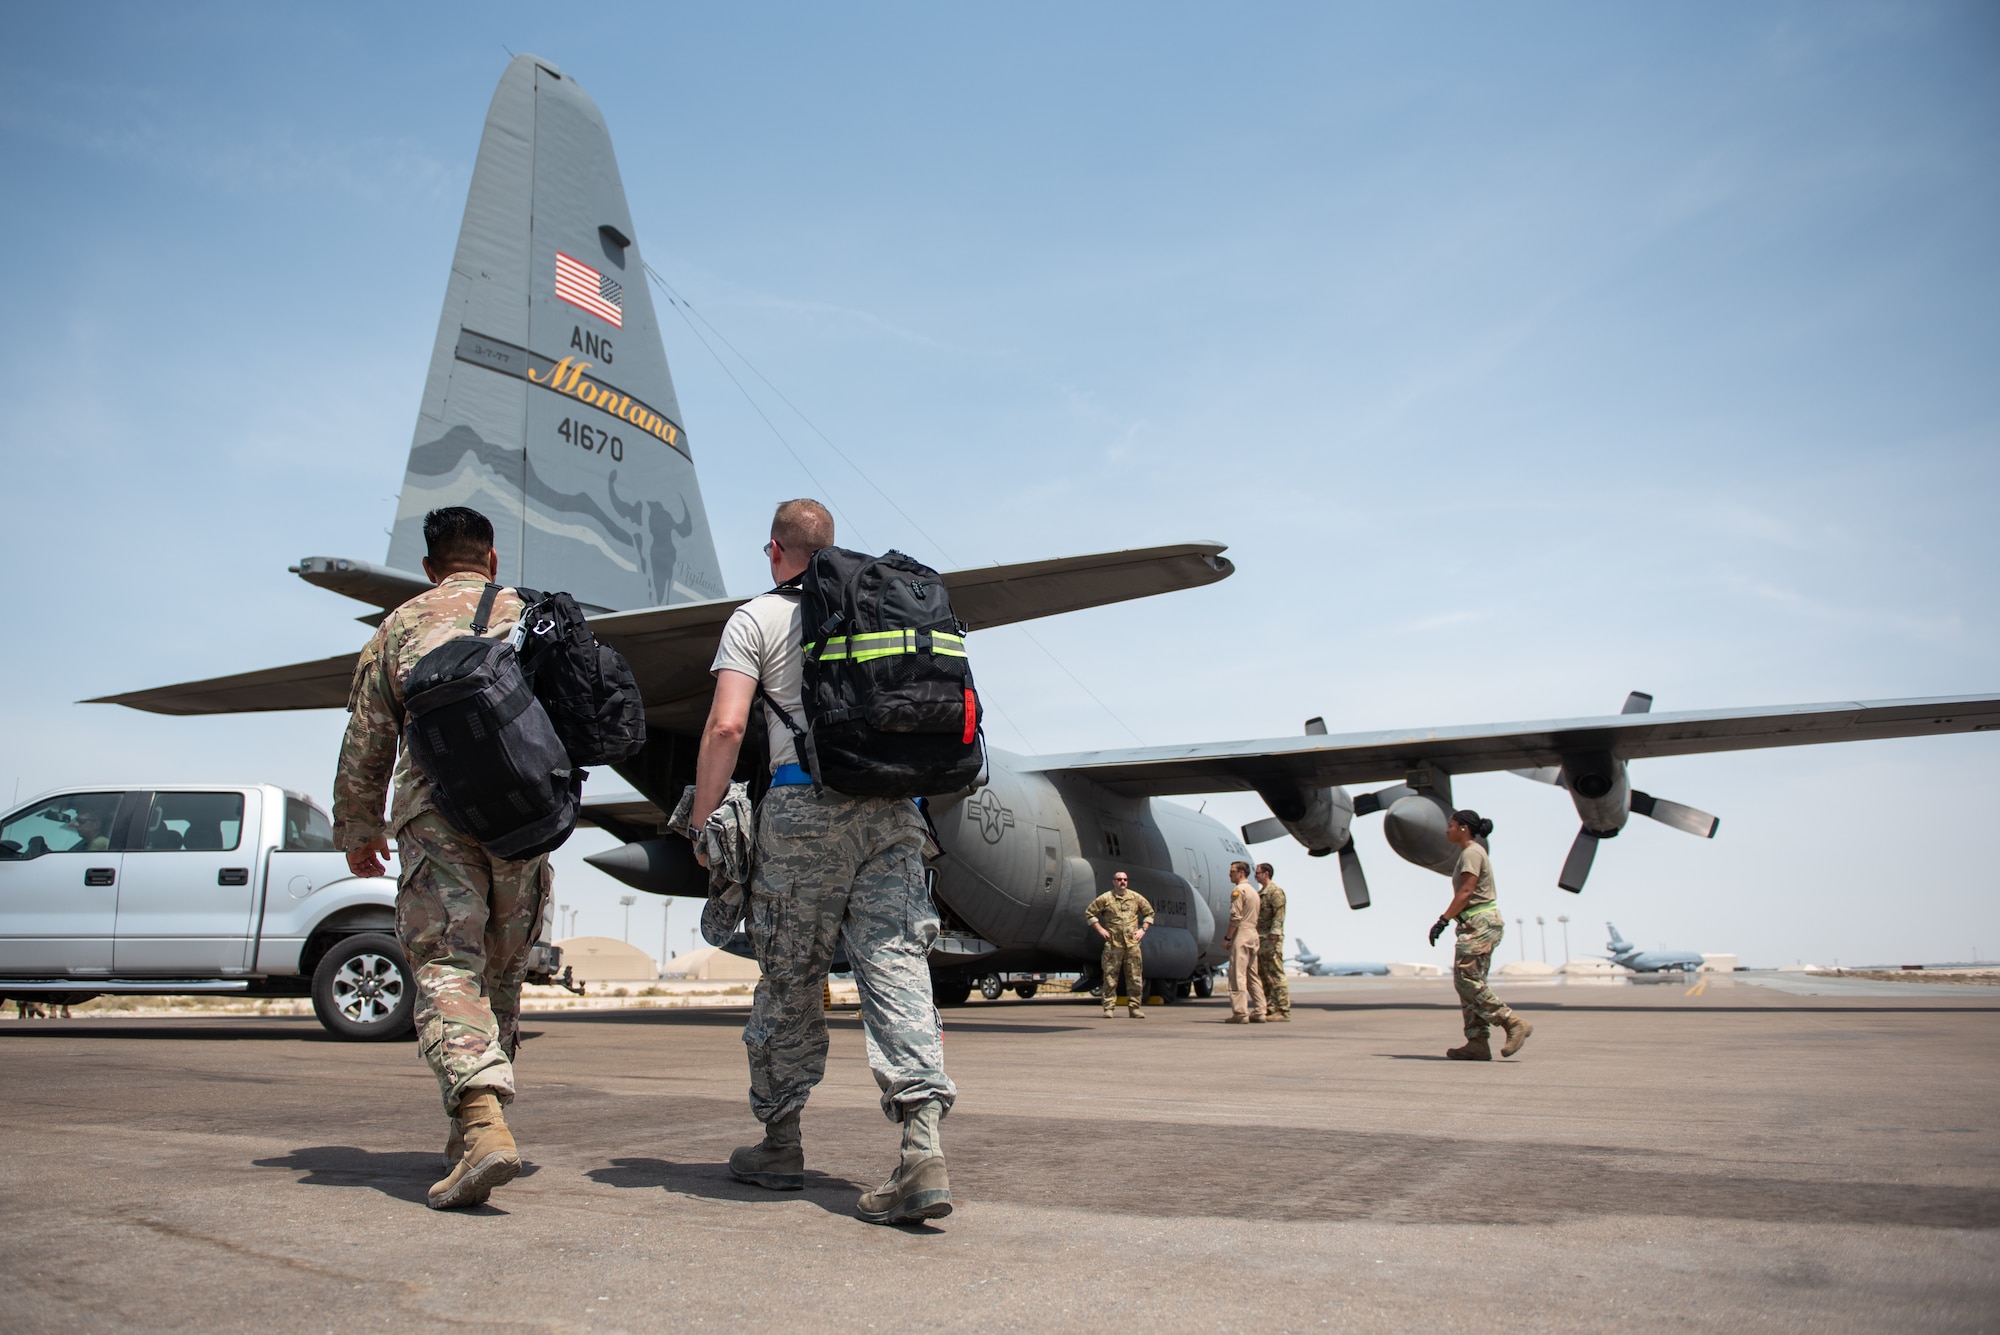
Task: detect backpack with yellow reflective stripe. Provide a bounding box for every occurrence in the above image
[792,546,984,798]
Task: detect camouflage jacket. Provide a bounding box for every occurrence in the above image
[331,571,525,849]
[1084,888,1155,948]
[1257,882,1287,937]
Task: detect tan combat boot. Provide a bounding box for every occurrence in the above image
[1500,1013,1534,1057]
[443,1116,464,1170]
[1445,1035,1493,1061]
[428,1090,521,1209]
[857,1099,952,1226]
[728,1110,804,1191]
[1128,1000,1146,1019]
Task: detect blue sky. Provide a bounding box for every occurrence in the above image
[2,3,1995,968]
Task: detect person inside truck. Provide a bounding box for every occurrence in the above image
[63,808,110,853]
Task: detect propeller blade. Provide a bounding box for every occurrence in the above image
[1351,784,1413,817]
[1630,790,1719,839]
[1622,691,1654,715]
[1304,716,1328,736]
[1558,827,1599,893]
[1241,816,1288,845]
[1338,842,1371,910]
[1508,766,1564,786]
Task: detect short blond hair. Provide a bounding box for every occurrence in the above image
[772,498,834,553]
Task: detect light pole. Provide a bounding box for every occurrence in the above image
[558,903,571,941]
[619,895,636,943]
[1515,918,1525,962]
[1558,915,1570,964]
[1537,916,1547,963]
[660,900,671,976]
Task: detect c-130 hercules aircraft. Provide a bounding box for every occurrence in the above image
[97,57,2000,1003]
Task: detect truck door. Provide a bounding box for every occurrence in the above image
[0,791,134,974]
[114,790,261,974]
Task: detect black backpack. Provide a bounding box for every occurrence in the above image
[769,547,984,799]
[510,590,646,766]
[402,585,581,861]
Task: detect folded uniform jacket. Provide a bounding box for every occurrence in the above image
[667,781,755,947]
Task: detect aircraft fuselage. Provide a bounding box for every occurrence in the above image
[926,749,1247,984]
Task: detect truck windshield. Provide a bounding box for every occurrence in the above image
[284,796,336,851]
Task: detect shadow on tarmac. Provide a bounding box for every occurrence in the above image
[587,1156,865,1218]
[0,1018,328,1041]
[252,1145,541,1209]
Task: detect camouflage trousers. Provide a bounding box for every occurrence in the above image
[743,785,956,1126]
[1228,933,1265,1019]
[1101,941,1144,1012]
[1257,933,1290,1017]
[1454,910,1513,1039]
[394,812,548,1115]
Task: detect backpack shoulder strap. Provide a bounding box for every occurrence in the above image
[754,684,823,796]
[470,583,503,636]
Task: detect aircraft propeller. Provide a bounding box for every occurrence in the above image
[1240,718,1408,911]
[1513,691,1720,893]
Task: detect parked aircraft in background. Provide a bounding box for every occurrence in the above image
[92,55,2000,1009]
[1603,923,1706,974]
[1292,941,1388,977]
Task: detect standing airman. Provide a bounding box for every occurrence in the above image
[1253,862,1290,1022]
[1085,871,1154,1018]
[1224,861,1265,1023]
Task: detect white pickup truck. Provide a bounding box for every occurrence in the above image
[0,783,569,1039]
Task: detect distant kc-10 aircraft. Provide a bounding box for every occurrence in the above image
[92,55,2000,1003]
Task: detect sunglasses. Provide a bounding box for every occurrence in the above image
[763,538,784,559]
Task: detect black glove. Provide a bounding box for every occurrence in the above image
[1428,915,1451,947]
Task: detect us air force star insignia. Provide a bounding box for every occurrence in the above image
[966,789,1015,844]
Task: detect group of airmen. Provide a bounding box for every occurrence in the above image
[1083,860,1290,1023]
[331,499,1530,1224]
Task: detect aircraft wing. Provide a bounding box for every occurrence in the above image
[88,542,1233,726]
[85,653,362,716]
[1017,694,2000,797]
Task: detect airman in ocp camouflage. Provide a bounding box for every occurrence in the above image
[1085,872,1154,1017]
[332,506,545,1211]
[1254,862,1290,1021]
[1428,808,1531,1061]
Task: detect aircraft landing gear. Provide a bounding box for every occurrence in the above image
[931,971,973,1006]
[1192,972,1215,999]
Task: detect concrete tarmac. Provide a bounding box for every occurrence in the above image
[5,975,1997,1333]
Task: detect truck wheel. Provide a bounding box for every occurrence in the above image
[311,933,416,1041]
[978,975,1004,1001]
[931,971,974,1007]
[1014,982,1038,999]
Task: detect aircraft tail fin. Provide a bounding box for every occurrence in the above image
[1605,921,1630,952]
[382,56,724,612]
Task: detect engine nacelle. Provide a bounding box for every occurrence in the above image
[1274,785,1354,857]
[1562,751,1631,836]
[1382,794,1458,874]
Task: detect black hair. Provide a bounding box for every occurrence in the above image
[1451,809,1494,839]
[424,506,495,569]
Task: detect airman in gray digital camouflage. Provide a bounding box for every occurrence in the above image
[690,499,956,1226]
[334,506,541,1210]
[1085,871,1155,1017]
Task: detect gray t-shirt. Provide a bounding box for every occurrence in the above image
[710,588,805,772]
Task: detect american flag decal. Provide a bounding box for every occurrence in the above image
[554,251,624,328]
